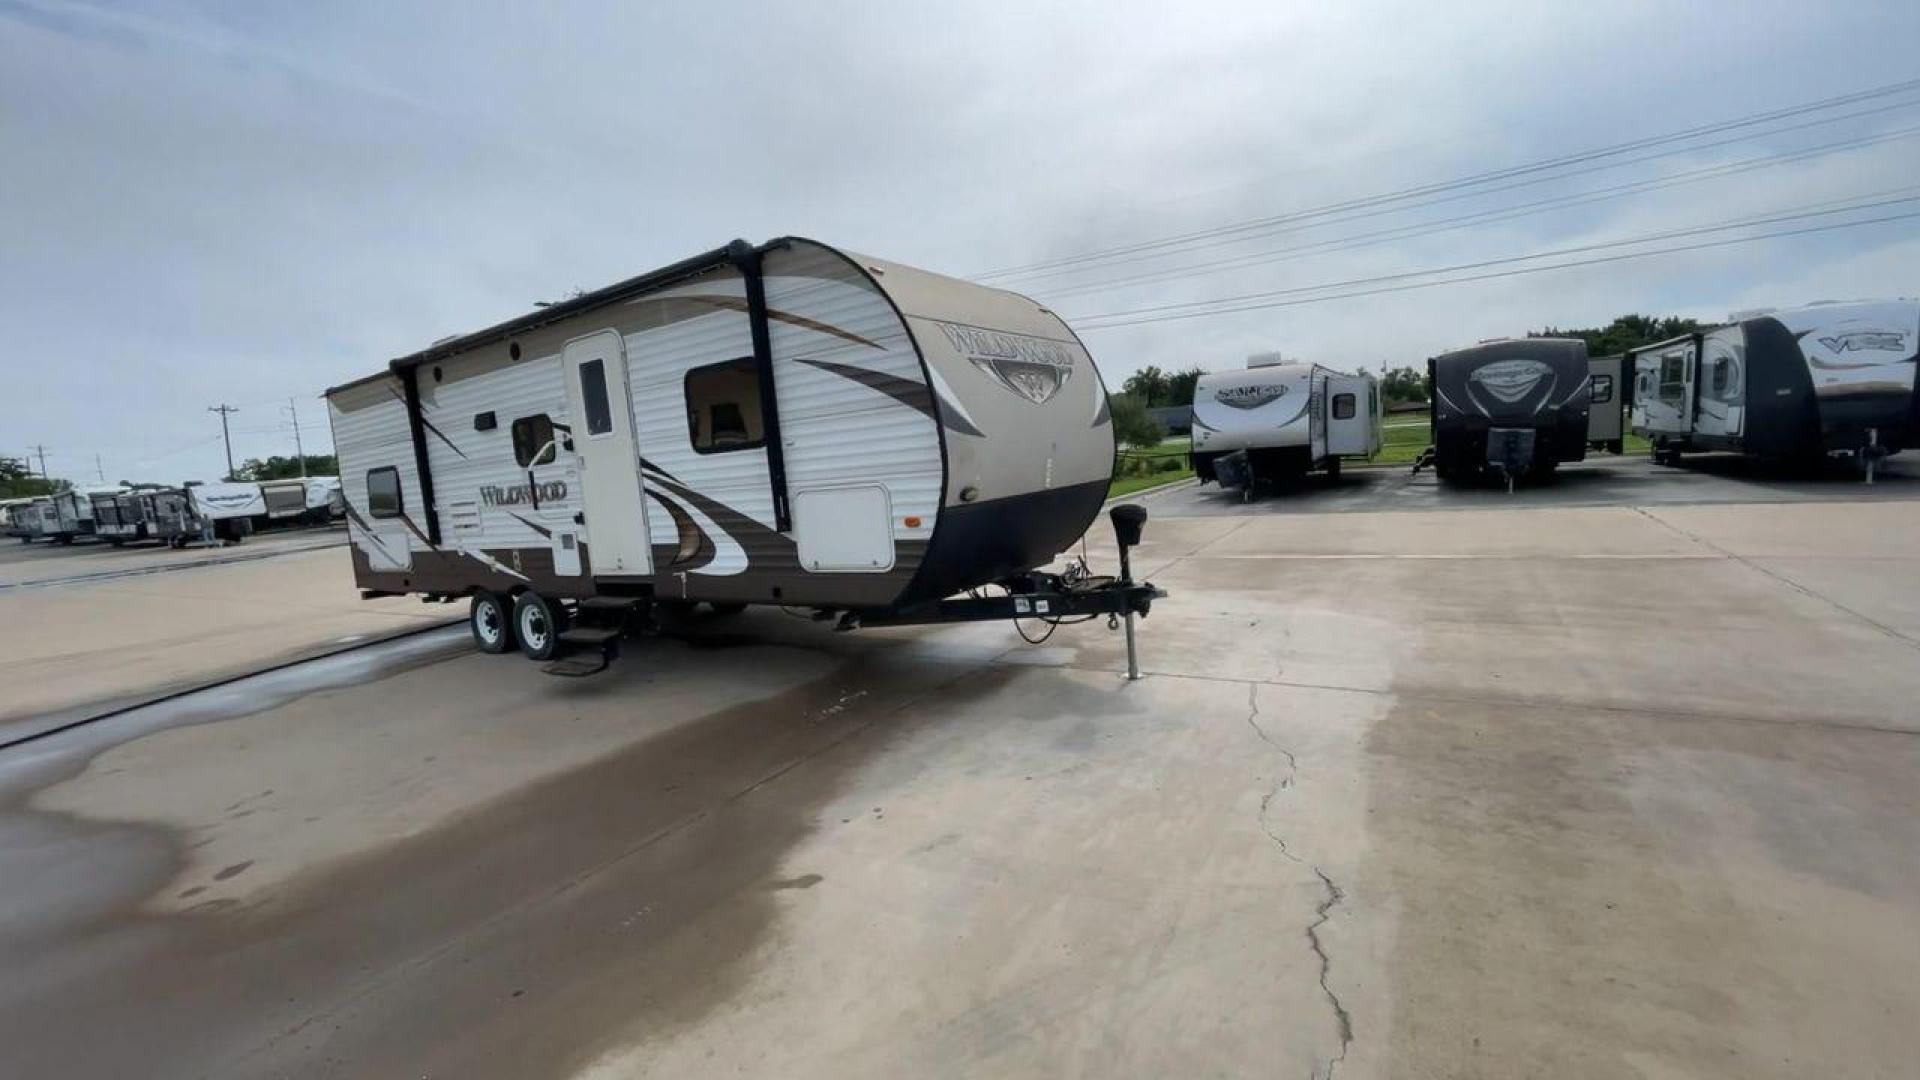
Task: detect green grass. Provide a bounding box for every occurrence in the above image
[1374,425,1651,467]
[1108,439,1195,498]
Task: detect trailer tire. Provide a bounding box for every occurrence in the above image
[1324,457,1343,481]
[470,591,514,654]
[513,591,567,661]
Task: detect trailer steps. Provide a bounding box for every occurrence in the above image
[543,625,622,677]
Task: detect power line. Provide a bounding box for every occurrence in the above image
[976,75,1920,281]
[1005,97,1920,290]
[1037,122,1920,302]
[1073,208,1920,330]
[1070,187,1920,322]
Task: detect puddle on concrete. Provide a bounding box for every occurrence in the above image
[0,625,1010,1080]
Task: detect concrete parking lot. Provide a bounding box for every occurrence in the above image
[2,477,1918,1078]
[0,528,453,740]
[1146,450,1920,516]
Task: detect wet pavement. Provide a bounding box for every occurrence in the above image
[0,525,345,589]
[4,497,1920,1078]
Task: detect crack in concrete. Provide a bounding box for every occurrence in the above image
[1246,684,1302,864]
[1307,867,1353,1080]
[1243,684,1353,1076]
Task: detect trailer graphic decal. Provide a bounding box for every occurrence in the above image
[481,481,568,507]
[1817,331,1907,354]
[1214,384,1287,409]
[1466,358,1555,407]
[936,321,1076,405]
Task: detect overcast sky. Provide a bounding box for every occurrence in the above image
[5,0,1920,484]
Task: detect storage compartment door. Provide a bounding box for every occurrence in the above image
[794,484,895,572]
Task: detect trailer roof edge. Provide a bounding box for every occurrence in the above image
[364,238,763,386]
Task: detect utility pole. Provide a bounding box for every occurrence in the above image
[94,453,105,483]
[29,444,48,481]
[209,404,239,480]
[284,397,307,478]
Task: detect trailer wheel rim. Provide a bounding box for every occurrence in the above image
[519,605,550,651]
[474,600,504,647]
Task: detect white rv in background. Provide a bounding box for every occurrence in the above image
[177,482,258,545]
[3,498,52,542]
[1632,299,1919,474]
[305,476,345,520]
[90,488,152,545]
[47,485,124,544]
[1190,361,1382,494]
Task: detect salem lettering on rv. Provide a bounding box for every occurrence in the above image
[936,320,1076,405]
[481,481,568,507]
[1214,384,1287,409]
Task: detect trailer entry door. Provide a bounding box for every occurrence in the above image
[564,330,654,577]
[1325,375,1374,457]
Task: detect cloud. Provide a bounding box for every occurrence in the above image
[2,0,1918,479]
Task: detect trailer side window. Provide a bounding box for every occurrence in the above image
[685,356,765,454]
[1658,353,1688,404]
[511,414,557,467]
[367,467,403,519]
[1332,393,1356,420]
[1591,374,1613,404]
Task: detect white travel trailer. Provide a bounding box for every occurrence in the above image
[90,488,151,545]
[5,498,53,542]
[305,476,345,521]
[47,485,125,544]
[326,237,1162,673]
[1189,362,1382,494]
[1630,300,1919,475]
[173,482,258,545]
[0,498,33,536]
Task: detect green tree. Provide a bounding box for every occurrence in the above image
[1532,315,1704,357]
[0,457,66,499]
[234,454,339,481]
[1379,365,1427,404]
[1108,394,1164,448]
[1165,365,1205,407]
[1122,366,1170,406]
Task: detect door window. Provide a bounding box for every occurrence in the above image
[686,356,766,453]
[1591,374,1614,404]
[511,414,557,466]
[367,467,403,519]
[1332,393,1356,420]
[578,359,614,436]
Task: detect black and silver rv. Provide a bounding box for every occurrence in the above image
[1428,338,1590,482]
[1630,300,1918,472]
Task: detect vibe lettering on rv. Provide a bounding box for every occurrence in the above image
[1818,331,1906,354]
